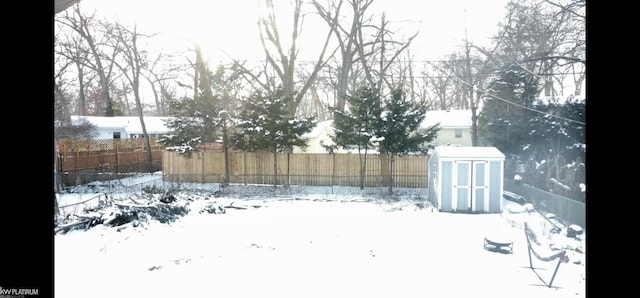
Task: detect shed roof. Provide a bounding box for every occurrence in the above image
[433,146,504,159]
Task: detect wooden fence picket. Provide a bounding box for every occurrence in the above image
[162,151,430,188]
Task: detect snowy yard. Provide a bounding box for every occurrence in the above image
[55,174,586,298]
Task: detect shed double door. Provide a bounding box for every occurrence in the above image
[452,160,489,212]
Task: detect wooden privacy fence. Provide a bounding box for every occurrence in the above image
[57,138,165,156]
[56,138,165,172]
[163,151,430,188]
[58,150,164,172]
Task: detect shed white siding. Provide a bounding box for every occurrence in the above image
[428,146,505,213]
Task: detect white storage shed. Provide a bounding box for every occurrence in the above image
[428,146,505,213]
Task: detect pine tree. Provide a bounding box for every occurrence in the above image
[523,98,585,198]
[479,63,585,201]
[327,85,383,189]
[231,88,316,188]
[157,64,239,185]
[158,90,224,158]
[478,63,541,158]
[378,87,439,194]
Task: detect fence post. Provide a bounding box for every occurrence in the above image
[115,141,120,174]
[201,150,205,183]
[332,154,336,187]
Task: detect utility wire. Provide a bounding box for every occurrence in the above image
[426,61,585,126]
[221,57,585,125]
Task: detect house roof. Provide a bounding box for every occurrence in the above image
[55,0,81,14]
[420,110,472,129]
[433,146,505,159]
[302,120,334,138]
[70,116,174,134]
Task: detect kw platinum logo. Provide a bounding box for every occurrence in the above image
[0,287,39,297]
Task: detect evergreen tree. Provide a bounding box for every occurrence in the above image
[378,87,439,194]
[157,64,239,185]
[326,85,383,189]
[479,63,585,201]
[523,98,585,200]
[158,91,223,158]
[231,88,316,188]
[551,98,585,165]
[478,62,542,173]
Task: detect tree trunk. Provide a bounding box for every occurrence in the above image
[54,149,60,220]
[148,76,161,116]
[134,87,153,172]
[285,152,291,188]
[273,152,278,188]
[388,154,394,194]
[380,154,391,187]
[359,151,367,189]
[471,106,478,146]
[75,61,86,115]
[223,120,230,185]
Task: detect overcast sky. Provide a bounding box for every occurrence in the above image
[78,0,511,65]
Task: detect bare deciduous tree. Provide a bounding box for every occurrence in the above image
[108,22,154,171]
[314,0,418,112]
[142,52,183,116]
[492,0,585,98]
[312,0,370,112]
[58,6,122,116]
[482,0,585,189]
[436,37,502,146]
[55,27,91,117]
[238,0,337,116]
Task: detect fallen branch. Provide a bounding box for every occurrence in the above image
[224,205,247,210]
[55,219,91,234]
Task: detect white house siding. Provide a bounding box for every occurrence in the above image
[295,111,474,153]
[420,110,472,147]
[70,116,173,140]
[432,127,472,147]
[294,120,335,154]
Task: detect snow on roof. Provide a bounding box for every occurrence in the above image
[433,146,505,159]
[71,116,123,128]
[70,116,173,134]
[124,117,173,134]
[420,109,472,129]
[302,120,334,138]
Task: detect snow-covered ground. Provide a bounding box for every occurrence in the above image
[55,174,586,298]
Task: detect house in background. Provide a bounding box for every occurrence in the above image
[294,110,474,154]
[293,120,335,153]
[70,116,174,140]
[420,109,472,147]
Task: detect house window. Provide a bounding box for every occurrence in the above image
[454,129,462,138]
[113,132,121,139]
